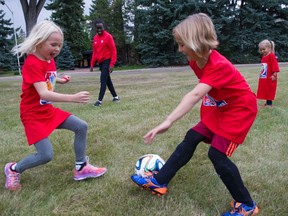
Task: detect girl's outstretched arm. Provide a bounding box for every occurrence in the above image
[34,82,89,103]
[144,83,212,144]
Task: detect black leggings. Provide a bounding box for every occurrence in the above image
[155,129,253,205]
[266,100,272,106]
[98,59,117,101]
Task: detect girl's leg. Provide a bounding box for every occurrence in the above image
[58,115,107,180]
[5,138,53,190]
[155,129,206,184]
[15,138,54,173]
[266,100,272,106]
[57,115,87,163]
[208,146,254,206]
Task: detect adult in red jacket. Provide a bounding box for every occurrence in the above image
[90,20,120,107]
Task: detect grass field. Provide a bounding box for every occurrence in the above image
[0,65,287,216]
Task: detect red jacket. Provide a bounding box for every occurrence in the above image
[90,30,117,67]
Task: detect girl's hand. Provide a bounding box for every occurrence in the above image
[143,120,172,144]
[73,91,90,103]
[270,74,277,81]
[58,75,71,84]
[62,75,71,83]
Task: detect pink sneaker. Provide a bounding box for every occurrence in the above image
[4,162,21,191]
[74,159,107,181]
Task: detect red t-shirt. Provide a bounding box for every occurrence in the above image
[90,31,117,67]
[20,55,70,145]
[256,52,280,100]
[189,50,257,144]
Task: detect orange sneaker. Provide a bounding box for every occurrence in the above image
[4,162,21,191]
[222,201,259,216]
[131,174,168,195]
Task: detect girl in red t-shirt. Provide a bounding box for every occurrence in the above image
[4,20,107,191]
[256,40,280,107]
[131,13,259,216]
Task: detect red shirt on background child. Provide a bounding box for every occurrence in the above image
[256,52,280,100]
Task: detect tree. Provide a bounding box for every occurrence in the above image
[215,0,288,63]
[46,0,87,66]
[19,0,46,35]
[88,0,127,65]
[88,0,111,38]
[0,9,16,71]
[134,0,288,66]
[110,0,126,65]
[56,42,74,70]
[135,0,187,66]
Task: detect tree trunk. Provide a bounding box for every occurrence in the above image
[20,0,46,36]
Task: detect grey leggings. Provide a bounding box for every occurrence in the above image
[15,115,87,173]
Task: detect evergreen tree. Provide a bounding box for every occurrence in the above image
[88,0,111,38]
[45,0,86,65]
[88,0,127,65]
[0,9,16,72]
[56,42,75,70]
[215,0,288,63]
[110,0,126,65]
[123,0,138,64]
[135,0,187,66]
[17,29,26,44]
[134,0,288,65]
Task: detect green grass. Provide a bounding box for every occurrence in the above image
[114,64,147,71]
[0,65,288,216]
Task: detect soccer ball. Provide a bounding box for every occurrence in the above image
[134,154,165,177]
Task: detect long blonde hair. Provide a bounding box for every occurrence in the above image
[173,13,219,58]
[12,20,63,57]
[258,39,275,53]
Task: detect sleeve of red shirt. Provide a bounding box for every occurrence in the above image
[23,58,47,84]
[270,53,280,73]
[107,34,117,67]
[90,36,97,67]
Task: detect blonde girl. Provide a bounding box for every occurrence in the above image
[257,39,280,107]
[5,20,107,191]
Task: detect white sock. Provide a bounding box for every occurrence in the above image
[11,163,17,172]
[75,162,86,171]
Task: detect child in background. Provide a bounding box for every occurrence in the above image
[131,13,259,216]
[257,40,280,107]
[5,20,107,191]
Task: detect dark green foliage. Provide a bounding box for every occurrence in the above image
[0,10,16,72]
[88,0,127,65]
[135,0,288,66]
[45,0,87,64]
[88,0,111,37]
[56,42,75,70]
[38,0,288,67]
[135,0,180,66]
[110,0,126,65]
[215,0,288,63]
